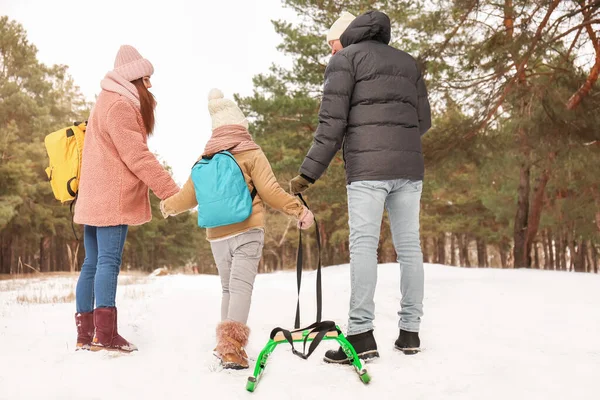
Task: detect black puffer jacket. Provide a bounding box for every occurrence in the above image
[300,11,431,183]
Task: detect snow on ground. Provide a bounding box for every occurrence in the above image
[0,264,599,400]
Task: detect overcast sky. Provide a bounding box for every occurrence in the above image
[2,0,301,184]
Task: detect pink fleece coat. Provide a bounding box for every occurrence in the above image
[74,90,179,227]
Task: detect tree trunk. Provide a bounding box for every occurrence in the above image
[460,234,471,267]
[451,234,457,266]
[427,237,434,263]
[547,229,555,270]
[47,236,52,272]
[377,231,384,264]
[563,232,570,271]
[556,231,564,271]
[0,234,6,274]
[11,235,18,275]
[499,245,507,268]
[592,244,598,273]
[437,233,446,265]
[526,164,552,264]
[585,240,594,273]
[541,232,549,270]
[504,0,514,39]
[421,236,429,263]
[40,237,51,273]
[66,242,80,273]
[563,233,570,271]
[533,242,540,269]
[51,236,57,272]
[567,229,576,271]
[513,162,531,268]
[573,240,586,273]
[484,244,489,267]
[476,239,487,268]
[306,238,313,270]
[555,231,561,270]
[428,237,434,263]
[39,237,44,273]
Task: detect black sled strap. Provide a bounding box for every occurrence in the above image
[294,194,322,329]
[270,321,339,360]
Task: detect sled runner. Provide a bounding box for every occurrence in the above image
[246,321,370,392]
[246,195,371,392]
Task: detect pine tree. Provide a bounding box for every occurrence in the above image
[0,17,208,275]
[238,1,600,270]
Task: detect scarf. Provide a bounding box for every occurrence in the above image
[203,125,261,156]
[100,71,140,108]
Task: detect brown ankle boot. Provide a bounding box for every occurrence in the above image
[75,312,94,351]
[215,320,250,369]
[90,307,138,353]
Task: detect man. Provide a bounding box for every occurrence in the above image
[290,10,432,363]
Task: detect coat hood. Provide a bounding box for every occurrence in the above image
[340,11,391,48]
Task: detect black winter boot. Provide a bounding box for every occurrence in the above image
[394,329,420,355]
[323,330,379,364]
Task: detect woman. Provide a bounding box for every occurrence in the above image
[73,45,179,352]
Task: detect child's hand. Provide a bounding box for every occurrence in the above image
[297,207,314,230]
[159,200,170,219]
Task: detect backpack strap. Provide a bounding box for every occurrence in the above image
[69,194,79,241]
[68,122,85,242]
[195,151,259,201]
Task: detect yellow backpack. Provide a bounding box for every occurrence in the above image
[44,121,86,203]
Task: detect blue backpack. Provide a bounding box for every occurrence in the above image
[191,151,257,228]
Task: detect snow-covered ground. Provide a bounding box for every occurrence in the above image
[0,264,599,400]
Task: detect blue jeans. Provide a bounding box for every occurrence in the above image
[347,179,424,335]
[76,225,128,313]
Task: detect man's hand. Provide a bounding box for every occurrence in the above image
[290,175,312,194]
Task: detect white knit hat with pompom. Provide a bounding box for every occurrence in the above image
[207,88,249,130]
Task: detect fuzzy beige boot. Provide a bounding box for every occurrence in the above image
[215,320,250,369]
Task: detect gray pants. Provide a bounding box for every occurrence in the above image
[347,179,424,335]
[210,229,264,324]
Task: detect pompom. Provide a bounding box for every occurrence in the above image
[208,88,224,101]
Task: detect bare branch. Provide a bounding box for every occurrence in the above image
[548,19,600,44]
[464,0,563,139]
[548,0,600,33]
[566,0,600,109]
[421,0,479,64]
[278,219,292,247]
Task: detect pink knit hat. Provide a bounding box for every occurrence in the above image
[113,45,154,82]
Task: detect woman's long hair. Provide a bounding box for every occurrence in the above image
[132,78,156,135]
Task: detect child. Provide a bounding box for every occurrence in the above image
[161,89,314,369]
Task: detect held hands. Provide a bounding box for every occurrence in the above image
[298,207,315,230]
[291,175,315,229]
[290,175,312,194]
[159,200,170,219]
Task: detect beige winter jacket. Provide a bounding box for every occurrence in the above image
[162,149,305,240]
